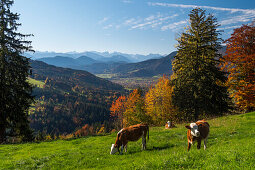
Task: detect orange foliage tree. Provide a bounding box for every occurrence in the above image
[110,96,127,130]
[221,23,255,111]
[145,76,177,125]
[74,124,93,137]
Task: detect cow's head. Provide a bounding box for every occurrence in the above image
[110,144,119,155]
[185,123,200,137]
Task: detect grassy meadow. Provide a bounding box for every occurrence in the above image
[0,112,254,169]
[28,77,45,88]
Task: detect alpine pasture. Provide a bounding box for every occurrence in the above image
[0,112,254,169]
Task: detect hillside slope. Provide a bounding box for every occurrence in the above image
[31,60,123,91]
[1,112,254,169]
[29,60,125,134]
[112,51,177,77]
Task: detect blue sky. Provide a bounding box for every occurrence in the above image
[13,0,255,55]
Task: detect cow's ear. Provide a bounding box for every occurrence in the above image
[185,125,191,129]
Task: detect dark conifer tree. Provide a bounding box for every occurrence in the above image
[171,8,231,120]
[0,0,34,142]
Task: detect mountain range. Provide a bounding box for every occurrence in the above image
[30,46,226,79]
[25,51,163,63]
[36,51,176,78]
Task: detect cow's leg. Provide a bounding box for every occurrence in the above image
[187,141,191,151]
[120,145,124,155]
[142,135,146,150]
[204,137,208,150]
[197,139,201,149]
[121,141,128,154]
[124,144,127,152]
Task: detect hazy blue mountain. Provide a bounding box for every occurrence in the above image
[76,56,99,65]
[38,56,80,68]
[82,52,105,60]
[35,51,175,77]
[111,51,177,77]
[99,55,131,63]
[25,51,164,63]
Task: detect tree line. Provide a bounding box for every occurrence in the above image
[110,9,255,129]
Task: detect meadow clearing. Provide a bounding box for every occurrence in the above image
[0,112,254,169]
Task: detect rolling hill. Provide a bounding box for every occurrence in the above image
[111,51,177,77]
[29,60,125,134]
[30,60,123,90]
[1,111,254,169]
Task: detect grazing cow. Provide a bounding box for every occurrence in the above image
[185,120,210,151]
[110,124,149,155]
[165,121,176,129]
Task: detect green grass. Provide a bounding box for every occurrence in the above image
[28,78,45,88]
[0,112,254,169]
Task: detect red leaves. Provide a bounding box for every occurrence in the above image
[221,23,255,111]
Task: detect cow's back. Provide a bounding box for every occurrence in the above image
[121,124,148,142]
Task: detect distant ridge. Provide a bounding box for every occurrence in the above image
[30,60,124,91]
[34,51,176,78]
[111,51,177,77]
[25,51,163,63]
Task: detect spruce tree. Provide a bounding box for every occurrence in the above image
[172,8,231,120]
[0,0,34,142]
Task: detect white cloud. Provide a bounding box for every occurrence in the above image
[218,25,242,30]
[148,2,255,27]
[98,17,109,24]
[103,24,113,29]
[148,2,255,15]
[128,13,179,30]
[161,20,187,31]
[122,0,132,3]
[219,14,254,26]
[124,18,141,25]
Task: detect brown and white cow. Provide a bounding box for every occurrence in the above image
[185,120,210,151]
[110,124,149,155]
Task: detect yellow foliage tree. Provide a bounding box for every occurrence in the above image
[124,89,150,126]
[145,76,177,125]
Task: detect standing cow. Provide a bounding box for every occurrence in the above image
[185,120,210,151]
[110,124,149,155]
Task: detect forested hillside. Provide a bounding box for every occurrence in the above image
[29,60,126,135]
[111,51,177,77]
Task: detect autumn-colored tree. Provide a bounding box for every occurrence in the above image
[74,124,93,137]
[221,23,255,111]
[124,89,150,126]
[145,76,177,125]
[110,96,127,130]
